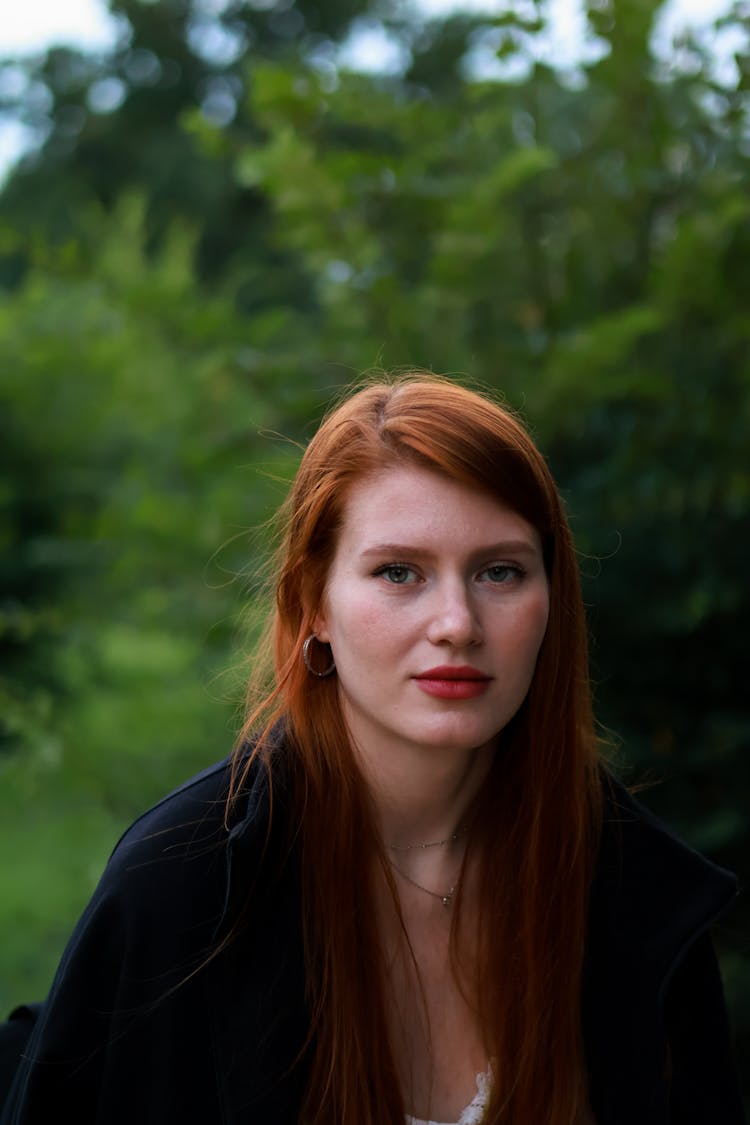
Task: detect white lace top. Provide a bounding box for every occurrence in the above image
[405,1069,491,1125]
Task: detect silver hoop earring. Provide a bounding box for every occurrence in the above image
[302,635,336,678]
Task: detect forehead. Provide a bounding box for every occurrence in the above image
[335,465,540,552]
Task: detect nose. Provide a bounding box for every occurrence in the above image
[425,579,482,648]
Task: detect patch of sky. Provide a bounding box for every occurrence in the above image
[0,0,744,182]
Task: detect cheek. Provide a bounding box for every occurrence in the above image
[533,591,550,645]
[516,590,550,661]
[357,601,392,632]
[321,590,389,651]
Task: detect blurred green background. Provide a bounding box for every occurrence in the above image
[1,0,747,1103]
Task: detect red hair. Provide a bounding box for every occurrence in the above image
[233,373,602,1124]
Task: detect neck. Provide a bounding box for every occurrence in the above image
[354,739,495,852]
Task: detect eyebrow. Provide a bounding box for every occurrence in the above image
[360,540,541,559]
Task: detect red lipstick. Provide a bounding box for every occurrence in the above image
[414,665,491,700]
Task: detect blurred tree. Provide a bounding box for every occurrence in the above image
[0,186,324,754]
[0,0,372,286]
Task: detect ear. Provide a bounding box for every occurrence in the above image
[309,597,330,644]
[311,614,330,644]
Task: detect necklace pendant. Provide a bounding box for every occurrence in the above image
[441,888,455,908]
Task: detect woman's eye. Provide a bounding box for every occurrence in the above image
[376,564,418,585]
[481,564,521,584]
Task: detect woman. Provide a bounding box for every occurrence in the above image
[1,375,743,1124]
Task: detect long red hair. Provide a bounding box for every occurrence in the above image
[233,373,602,1124]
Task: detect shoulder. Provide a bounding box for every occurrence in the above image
[67,752,277,965]
[112,738,286,851]
[585,773,745,1123]
[0,755,281,1124]
[97,757,234,885]
[23,752,280,1038]
[105,756,237,877]
[597,771,738,909]
[591,770,738,975]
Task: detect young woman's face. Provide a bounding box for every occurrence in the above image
[314,464,550,767]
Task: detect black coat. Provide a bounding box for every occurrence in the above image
[1,753,744,1124]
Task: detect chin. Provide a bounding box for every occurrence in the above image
[416,724,501,755]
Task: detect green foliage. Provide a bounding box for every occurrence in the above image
[0,0,748,1102]
[0,0,372,285]
[0,198,308,1009]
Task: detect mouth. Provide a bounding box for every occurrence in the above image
[414,666,492,700]
[415,665,490,681]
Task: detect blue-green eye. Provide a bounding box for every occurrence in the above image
[482,564,521,583]
[375,564,418,585]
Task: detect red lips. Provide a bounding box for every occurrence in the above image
[414,665,491,700]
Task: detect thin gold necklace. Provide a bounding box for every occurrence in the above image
[390,861,459,909]
[388,824,468,853]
